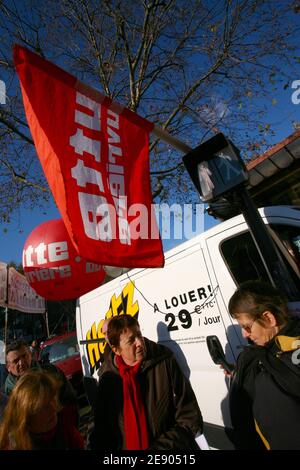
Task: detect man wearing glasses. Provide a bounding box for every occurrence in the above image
[227,280,300,450]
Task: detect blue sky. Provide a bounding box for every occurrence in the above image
[0,79,299,265]
[0,197,216,264]
[0,201,60,264]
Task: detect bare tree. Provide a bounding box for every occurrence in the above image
[0,0,299,222]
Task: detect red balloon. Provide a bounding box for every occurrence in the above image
[23,219,106,300]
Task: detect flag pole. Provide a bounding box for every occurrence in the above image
[152,125,192,154]
[45,310,50,338]
[4,308,8,346]
[44,300,50,338]
[77,80,192,154]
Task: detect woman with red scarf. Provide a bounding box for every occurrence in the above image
[90,315,203,450]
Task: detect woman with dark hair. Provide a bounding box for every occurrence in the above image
[227,280,300,450]
[90,314,203,450]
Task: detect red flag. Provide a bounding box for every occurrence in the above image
[14,45,164,268]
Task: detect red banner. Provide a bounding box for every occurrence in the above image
[14,45,164,268]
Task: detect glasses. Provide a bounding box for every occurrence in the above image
[240,318,258,334]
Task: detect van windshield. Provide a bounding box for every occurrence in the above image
[40,336,79,364]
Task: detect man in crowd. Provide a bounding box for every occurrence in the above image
[4,340,36,395]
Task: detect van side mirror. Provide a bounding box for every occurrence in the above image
[206,335,234,374]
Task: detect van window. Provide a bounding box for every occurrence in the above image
[221,227,300,293]
[220,231,271,285]
[269,224,300,290]
[270,224,300,271]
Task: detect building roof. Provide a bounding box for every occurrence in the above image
[246,129,300,190]
[207,129,300,220]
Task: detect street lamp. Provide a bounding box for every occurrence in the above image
[182,133,248,203]
[183,133,299,299]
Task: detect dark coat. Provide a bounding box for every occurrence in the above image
[230,318,300,450]
[4,372,17,397]
[90,337,203,450]
[0,391,8,422]
[229,346,265,449]
[31,412,84,450]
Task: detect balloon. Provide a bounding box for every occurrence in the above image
[103,265,130,278]
[23,219,106,300]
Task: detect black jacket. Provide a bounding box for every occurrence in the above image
[90,337,203,450]
[229,346,265,449]
[230,318,300,450]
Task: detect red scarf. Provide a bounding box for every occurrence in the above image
[116,355,149,450]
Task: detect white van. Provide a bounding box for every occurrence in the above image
[76,205,300,449]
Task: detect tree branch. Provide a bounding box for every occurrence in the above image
[0,113,34,145]
[0,158,49,192]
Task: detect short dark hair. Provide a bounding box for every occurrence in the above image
[107,315,140,348]
[6,340,30,358]
[228,280,289,326]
